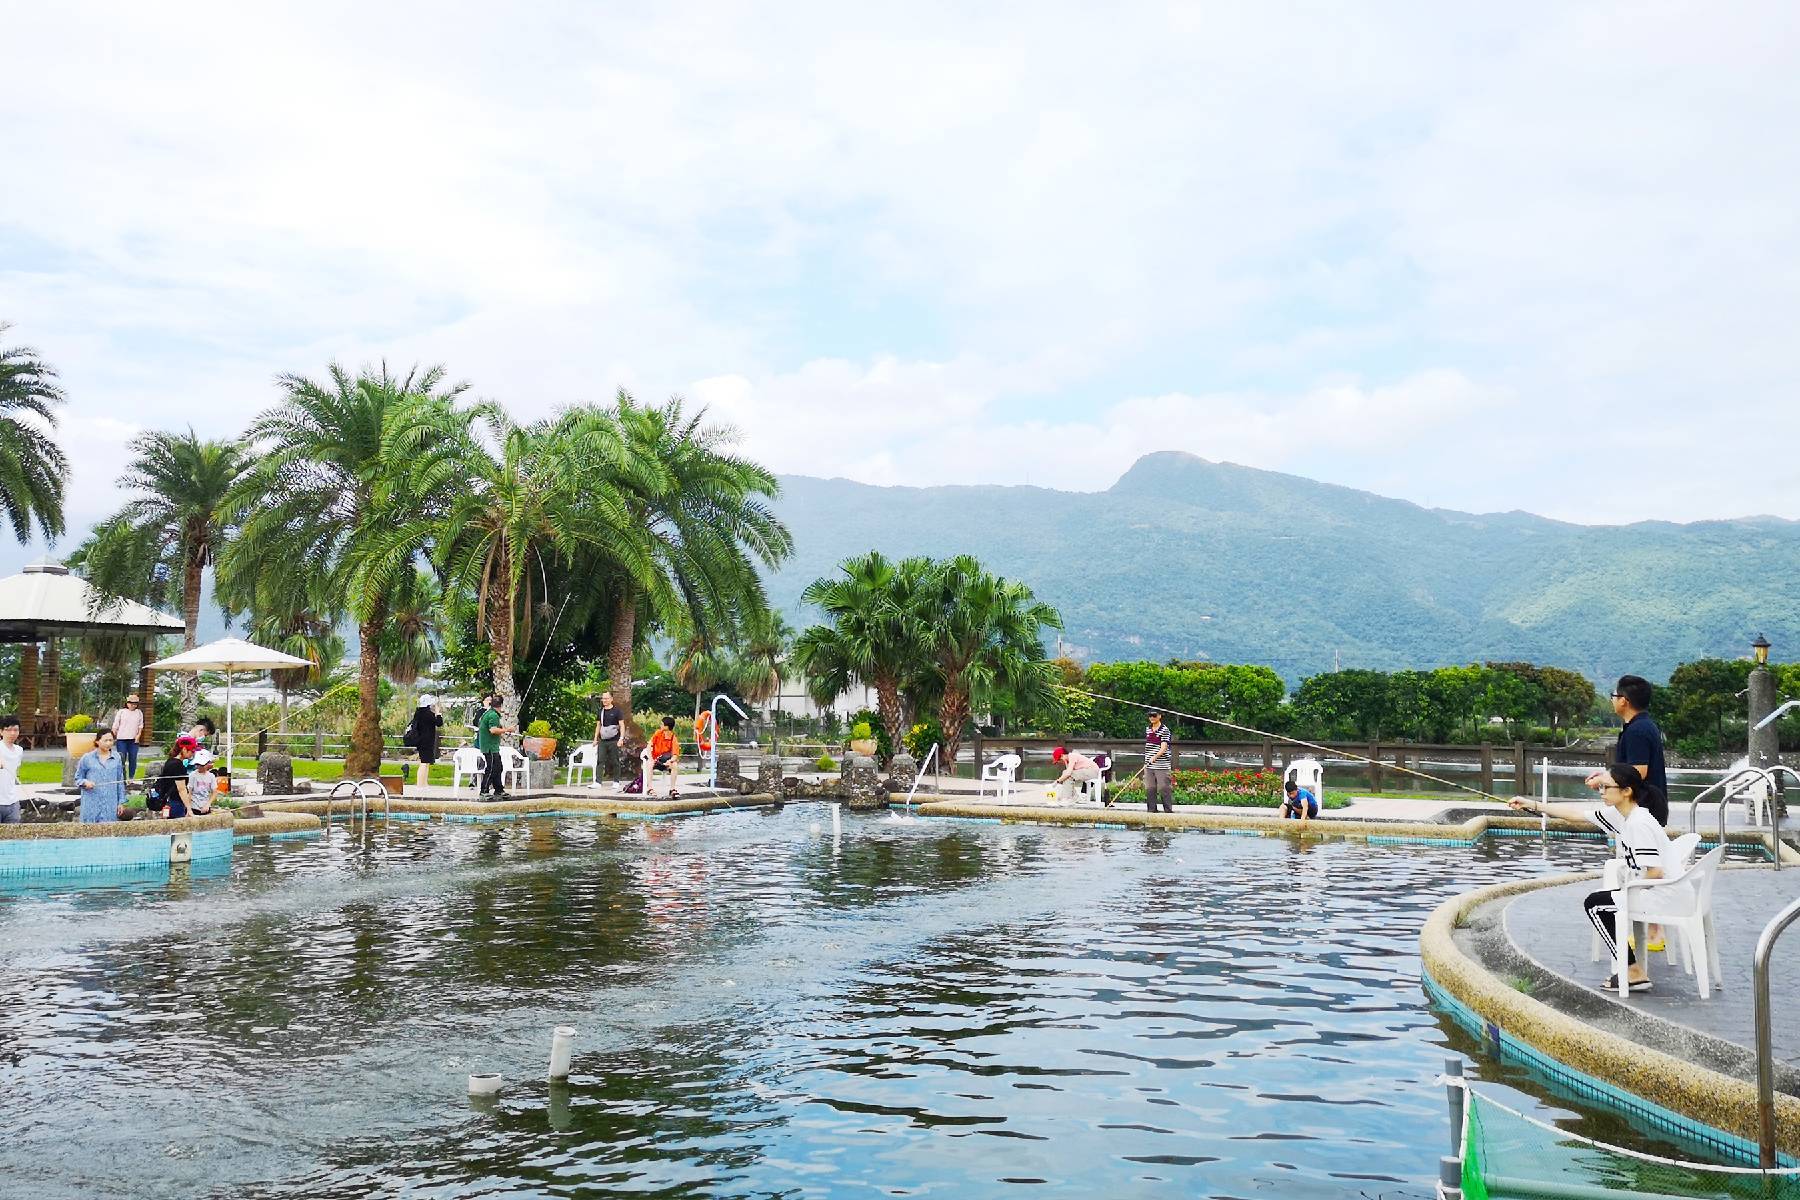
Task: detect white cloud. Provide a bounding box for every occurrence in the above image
[1,0,1797,544]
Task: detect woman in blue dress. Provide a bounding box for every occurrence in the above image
[76,728,128,822]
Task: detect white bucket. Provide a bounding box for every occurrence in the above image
[468,1072,503,1096]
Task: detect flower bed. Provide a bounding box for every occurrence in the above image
[1113,768,1348,809]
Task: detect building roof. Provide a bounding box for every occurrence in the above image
[0,562,186,642]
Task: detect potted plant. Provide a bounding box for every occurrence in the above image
[848,720,878,758]
[521,719,558,761]
[64,713,97,760]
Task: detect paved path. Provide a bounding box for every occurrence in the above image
[1504,867,1800,1076]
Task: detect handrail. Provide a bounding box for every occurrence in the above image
[1763,764,1797,871]
[1753,891,1800,1166]
[903,744,940,816]
[355,777,389,829]
[1687,766,1775,848]
[322,779,362,840]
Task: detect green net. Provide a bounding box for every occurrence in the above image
[1461,1085,1800,1199]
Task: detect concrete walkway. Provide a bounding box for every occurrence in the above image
[1503,867,1800,1079]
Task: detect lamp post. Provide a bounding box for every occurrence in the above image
[1748,634,1777,770]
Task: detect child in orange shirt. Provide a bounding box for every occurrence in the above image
[649,715,681,797]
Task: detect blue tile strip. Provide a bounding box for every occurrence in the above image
[1423,971,1795,1168]
[0,826,233,874]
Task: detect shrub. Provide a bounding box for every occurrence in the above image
[64,714,94,733]
[814,753,838,772]
[846,708,891,759]
[1672,734,1715,762]
[525,719,554,739]
[850,720,874,741]
[903,719,943,760]
[1112,768,1348,810]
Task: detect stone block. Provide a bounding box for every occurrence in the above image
[526,760,557,791]
[257,752,295,795]
[716,750,743,790]
[842,754,884,810]
[756,760,784,796]
[885,751,917,794]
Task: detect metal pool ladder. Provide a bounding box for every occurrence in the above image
[1754,889,1800,1166]
[1686,765,1786,867]
[322,777,391,838]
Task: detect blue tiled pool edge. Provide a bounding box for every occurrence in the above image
[0,826,233,874]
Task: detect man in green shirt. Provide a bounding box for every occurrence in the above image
[475,693,515,799]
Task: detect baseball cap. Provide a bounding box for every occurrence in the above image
[419,693,436,707]
[174,736,199,753]
[192,748,215,766]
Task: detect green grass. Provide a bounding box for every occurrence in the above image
[22,756,465,788]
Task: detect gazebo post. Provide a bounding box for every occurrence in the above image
[43,637,61,729]
[139,641,157,754]
[18,641,39,721]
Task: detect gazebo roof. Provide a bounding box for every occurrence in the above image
[0,562,185,643]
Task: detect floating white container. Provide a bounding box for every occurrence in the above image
[468,1072,503,1096]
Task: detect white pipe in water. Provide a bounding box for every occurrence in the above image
[468,1072,503,1096]
[548,1026,576,1080]
[831,803,841,835]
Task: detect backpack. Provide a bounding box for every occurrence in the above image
[400,718,417,749]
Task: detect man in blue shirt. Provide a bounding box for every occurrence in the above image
[1281,778,1319,822]
[1589,675,1668,826]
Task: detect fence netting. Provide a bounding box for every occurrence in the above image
[1458,1082,1800,1199]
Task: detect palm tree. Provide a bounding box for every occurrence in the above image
[0,323,69,544]
[380,567,442,687]
[734,607,792,710]
[596,393,791,739]
[911,555,1062,772]
[790,551,928,756]
[72,430,251,723]
[247,581,344,734]
[223,363,466,776]
[390,403,635,732]
[670,613,734,719]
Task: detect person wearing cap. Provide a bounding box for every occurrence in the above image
[110,692,145,779]
[1143,711,1174,813]
[1050,746,1102,805]
[188,748,219,816]
[405,694,445,788]
[150,737,198,819]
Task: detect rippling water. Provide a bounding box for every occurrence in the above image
[0,808,1624,1198]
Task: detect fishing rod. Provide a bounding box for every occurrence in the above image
[1057,684,1514,805]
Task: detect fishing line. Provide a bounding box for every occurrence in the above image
[1058,684,1512,804]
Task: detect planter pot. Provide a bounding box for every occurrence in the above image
[521,736,558,761]
[379,775,405,796]
[65,731,97,760]
[849,738,879,758]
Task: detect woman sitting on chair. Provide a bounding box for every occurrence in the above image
[1510,764,1669,994]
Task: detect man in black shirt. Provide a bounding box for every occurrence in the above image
[593,690,624,783]
[1592,675,1668,826]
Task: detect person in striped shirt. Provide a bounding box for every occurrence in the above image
[1143,711,1173,813]
[1510,764,1670,993]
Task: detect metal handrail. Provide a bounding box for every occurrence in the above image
[322,779,361,840]
[355,777,389,829]
[1754,891,1800,1166]
[1687,766,1776,848]
[1763,764,1797,871]
[902,743,940,815]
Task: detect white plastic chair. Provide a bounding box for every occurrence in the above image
[1590,832,1700,965]
[1597,845,1726,1000]
[566,742,598,787]
[498,746,530,793]
[450,746,486,793]
[979,753,1021,801]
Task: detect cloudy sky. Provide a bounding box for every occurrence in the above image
[4,1,1798,563]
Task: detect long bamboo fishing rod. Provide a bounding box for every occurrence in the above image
[1058,684,1514,804]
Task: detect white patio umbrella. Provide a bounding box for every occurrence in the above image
[148,637,313,772]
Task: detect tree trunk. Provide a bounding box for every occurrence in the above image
[938,686,973,777]
[345,607,386,777]
[607,583,639,744]
[873,675,907,759]
[488,566,519,735]
[180,551,203,726]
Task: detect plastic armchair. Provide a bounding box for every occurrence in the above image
[979,752,1022,801]
[567,742,598,787]
[1606,845,1727,999]
[450,746,486,793]
[1589,833,1701,965]
[498,746,530,793]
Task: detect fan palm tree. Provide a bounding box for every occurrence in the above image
[597,392,791,739]
[789,551,929,755]
[71,430,251,723]
[0,323,69,544]
[733,607,792,710]
[911,555,1062,772]
[386,403,637,732]
[222,362,466,776]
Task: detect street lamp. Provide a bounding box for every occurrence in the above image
[1753,634,1772,667]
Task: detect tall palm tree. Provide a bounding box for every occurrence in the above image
[72,430,250,723]
[379,567,442,687]
[911,555,1062,772]
[734,607,792,710]
[246,576,344,734]
[388,403,635,732]
[0,323,69,544]
[790,551,928,756]
[670,613,734,720]
[223,363,466,776]
[597,392,791,739]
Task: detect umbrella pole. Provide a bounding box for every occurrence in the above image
[226,669,234,778]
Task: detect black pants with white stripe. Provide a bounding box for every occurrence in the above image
[1584,889,1636,966]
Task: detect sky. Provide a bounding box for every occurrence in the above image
[3,0,1799,569]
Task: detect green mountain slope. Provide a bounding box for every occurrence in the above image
[767,452,1800,685]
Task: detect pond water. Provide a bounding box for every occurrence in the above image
[0,808,1676,1198]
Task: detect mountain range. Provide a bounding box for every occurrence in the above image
[765,452,1800,686]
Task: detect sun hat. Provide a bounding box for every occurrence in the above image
[419,693,436,707]
[126,693,140,703]
[1052,747,1066,762]
[192,748,215,766]
[174,736,199,753]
